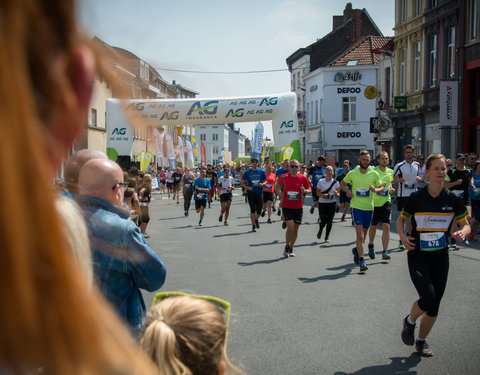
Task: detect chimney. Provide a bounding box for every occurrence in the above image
[353,9,361,42]
[343,3,353,22]
[333,15,343,31]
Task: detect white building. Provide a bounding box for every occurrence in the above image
[195,124,230,165]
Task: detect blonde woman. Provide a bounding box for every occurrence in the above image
[0,0,158,373]
[142,295,243,375]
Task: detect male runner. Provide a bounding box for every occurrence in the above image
[308,156,326,214]
[393,144,421,249]
[193,168,211,226]
[205,165,218,208]
[367,151,395,260]
[241,158,267,232]
[341,150,384,271]
[217,168,235,226]
[275,159,311,257]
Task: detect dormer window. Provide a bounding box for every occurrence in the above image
[347,60,359,66]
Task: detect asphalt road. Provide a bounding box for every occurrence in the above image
[143,190,480,375]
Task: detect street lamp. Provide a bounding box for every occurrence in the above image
[378,98,384,110]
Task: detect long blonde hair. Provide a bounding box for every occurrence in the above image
[142,296,243,375]
[0,0,156,373]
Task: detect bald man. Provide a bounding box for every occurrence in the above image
[64,149,108,194]
[76,159,166,335]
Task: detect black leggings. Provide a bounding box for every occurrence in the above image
[247,192,263,214]
[407,251,449,317]
[318,202,336,239]
[183,189,193,212]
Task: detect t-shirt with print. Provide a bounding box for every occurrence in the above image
[278,173,310,209]
[316,178,340,204]
[343,168,381,211]
[242,168,267,194]
[373,166,394,207]
[217,176,234,194]
[264,172,276,193]
[193,178,211,200]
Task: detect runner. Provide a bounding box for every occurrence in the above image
[217,168,235,226]
[276,159,290,228]
[336,160,352,221]
[241,157,267,232]
[275,159,311,257]
[193,168,211,226]
[397,153,470,357]
[172,167,183,204]
[308,156,326,214]
[393,144,421,249]
[182,168,195,217]
[367,151,395,260]
[262,164,276,223]
[165,167,174,199]
[316,166,340,243]
[340,150,384,271]
[206,165,218,208]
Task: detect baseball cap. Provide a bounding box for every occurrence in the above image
[456,153,466,160]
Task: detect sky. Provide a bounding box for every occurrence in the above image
[78,0,395,140]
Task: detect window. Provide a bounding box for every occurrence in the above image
[347,60,358,66]
[400,0,406,23]
[385,67,391,105]
[140,61,149,81]
[306,102,310,126]
[91,108,97,127]
[342,97,356,122]
[292,74,296,90]
[297,72,301,88]
[400,48,406,95]
[212,134,218,141]
[319,99,323,122]
[429,34,438,87]
[447,27,456,79]
[431,0,437,8]
[213,146,219,154]
[200,134,206,141]
[310,102,313,125]
[315,100,318,124]
[415,0,422,16]
[469,0,479,41]
[414,42,421,91]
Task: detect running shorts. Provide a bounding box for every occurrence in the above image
[371,202,392,226]
[352,208,373,229]
[339,190,351,204]
[283,207,303,225]
[263,191,274,203]
[220,192,232,202]
[195,199,207,210]
[247,191,263,214]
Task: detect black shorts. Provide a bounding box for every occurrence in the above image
[263,191,274,203]
[220,193,232,202]
[167,182,173,189]
[339,190,351,204]
[371,202,392,226]
[195,199,207,210]
[397,196,409,212]
[283,207,303,225]
[247,191,263,214]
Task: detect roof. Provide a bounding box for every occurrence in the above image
[327,36,393,66]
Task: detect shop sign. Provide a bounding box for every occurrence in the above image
[394,96,407,109]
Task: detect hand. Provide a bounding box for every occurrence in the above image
[369,185,376,192]
[301,187,305,194]
[399,177,406,183]
[457,179,463,185]
[452,230,466,242]
[389,187,396,194]
[346,190,353,198]
[416,176,422,183]
[400,234,416,250]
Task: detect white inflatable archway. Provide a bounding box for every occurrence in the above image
[106,92,301,163]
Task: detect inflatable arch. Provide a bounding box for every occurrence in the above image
[106,92,301,164]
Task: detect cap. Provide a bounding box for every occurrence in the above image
[456,153,466,160]
[128,167,139,175]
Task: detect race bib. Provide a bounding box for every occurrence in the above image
[452,190,464,198]
[287,191,299,200]
[265,184,272,190]
[224,188,231,193]
[420,232,446,251]
[473,188,480,197]
[325,193,334,200]
[252,179,260,187]
[404,182,415,190]
[377,188,389,197]
[356,188,370,197]
[184,183,191,188]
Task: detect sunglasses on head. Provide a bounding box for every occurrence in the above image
[152,291,231,345]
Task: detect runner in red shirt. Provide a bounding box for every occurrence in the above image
[275,159,311,257]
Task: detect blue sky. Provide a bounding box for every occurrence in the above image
[78,0,395,139]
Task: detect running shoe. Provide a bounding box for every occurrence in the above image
[282,221,287,229]
[267,218,272,224]
[224,221,229,226]
[415,340,433,357]
[450,238,457,250]
[255,219,260,229]
[464,238,470,246]
[144,233,150,238]
[219,214,223,222]
[289,248,296,257]
[352,247,359,265]
[368,243,375,259]
[252,225,256,232]
[316,230,322,240]
[468,234,478,241]
[272,207,276,212]
[325,239,331,243]
[401,315,415,346]
[277,208,281,216]
[398,241,405,250]
[261,211,266,217]
[184,211,188,217]
[199,221,203,226]
[177,201,179,204]
[341,216,346,222]
[359,260,368,272]
[310,206,315,214]
[382,250,391,260]
[283,246,290,257]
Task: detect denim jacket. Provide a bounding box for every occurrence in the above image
[76,195,166,333]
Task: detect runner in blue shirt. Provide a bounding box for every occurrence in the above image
[194,168,211,226]
[242,158,267,232]
[308,156,326,214]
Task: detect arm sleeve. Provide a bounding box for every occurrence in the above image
[453,196,469,222]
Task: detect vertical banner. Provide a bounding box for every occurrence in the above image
[178,136,185,166]
[200,142,206,167]
[440,81,458,126]
[165,133,176,169]
[251,122,264,160]
[175,125,183,145]
[186,139,195,167]
[192,136,199,167]
[153,127,164,167]
[220,147,225,164]
[136,151,154,172]
[261,140,266,163]
[227,151,232,164]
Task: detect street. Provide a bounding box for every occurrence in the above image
[143,191,480,375]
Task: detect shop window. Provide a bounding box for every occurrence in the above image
[342,97,356,122]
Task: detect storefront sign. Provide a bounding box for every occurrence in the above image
[440,81,458,126]
[394,96,407,109]
[337,131,362,138]
[334,71,362,82]
[337,87,361,94]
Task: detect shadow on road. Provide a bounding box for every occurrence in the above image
[212,231,253,237]
[157,216,182,221]
[170,225,194,229]
[334,354,421,374]
[298,268,352,282]
[249,240,281,247]
[319,241,356,248]
[238,257,287,266]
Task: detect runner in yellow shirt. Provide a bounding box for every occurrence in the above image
[341,150,385,271]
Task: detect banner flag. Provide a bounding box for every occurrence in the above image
[165,133,176,169]
[251,122,264,160]
[201,142,206,166]
[136,151,154,172]
[220,147,225,164]
[153,127,164,167]
[178,136,185,165]
[186,140,195,167]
